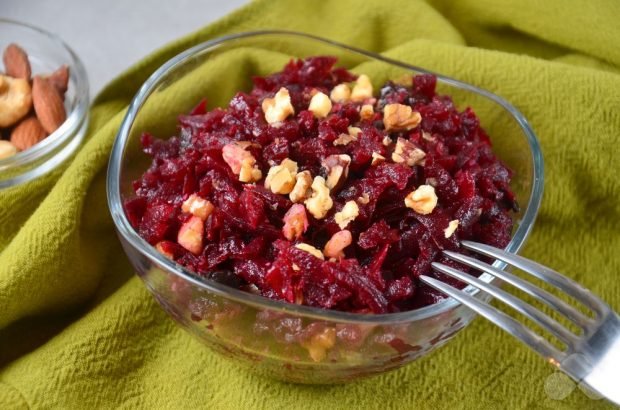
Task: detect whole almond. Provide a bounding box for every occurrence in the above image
[10,116,48,151]
[47,65,69,95]
[32,76,66,134]
[3,43,32,80]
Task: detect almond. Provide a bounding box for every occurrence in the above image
[47,65,69,95]
[3,44,31,80]
[32,76,66,134]
[10,116,47,151]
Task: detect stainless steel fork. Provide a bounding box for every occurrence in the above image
[420,240,620,405]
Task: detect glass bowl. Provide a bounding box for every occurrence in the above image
[0,19,89,189]
[107,31,543,384]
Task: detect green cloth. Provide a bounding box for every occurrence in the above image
[1,0,620,408]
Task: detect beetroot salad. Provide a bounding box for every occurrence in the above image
[124,56,517,314]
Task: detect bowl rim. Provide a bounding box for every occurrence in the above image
[107,30,544,324]
[0,18,89,178]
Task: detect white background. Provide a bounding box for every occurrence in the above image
[3,0,248,96]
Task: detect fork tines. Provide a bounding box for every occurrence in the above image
[420,240,611,362]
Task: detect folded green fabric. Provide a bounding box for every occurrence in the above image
[1,0,619,408]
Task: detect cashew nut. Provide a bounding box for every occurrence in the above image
[0,75,32,127]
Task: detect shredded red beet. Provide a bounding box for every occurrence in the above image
[125,56,517,314]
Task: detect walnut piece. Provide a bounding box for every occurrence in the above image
[239,157,262,183]
[330,83,351,103]
[347,126,361,138]
[382,136,392,146]
[333,127,361,146]
[304,176,333,219]
[333,133,355,146]
[155,242,174,259]
[404,184,438,215]
[321,154,351,191]
[177,216,204,255]
[222,141,254,175]
[391,137,426,166]
[422,131,435,141]
[308,91,332,118]
[262,87,294,124]
[289,170,313,203]
[294,243,324,260]
[357,193,370,205]
[444,219,459,238]
[360,104,374,120]
[371,152,385,166]
[265,158,298,194]
[334,200,359,229]
[302,327,336,362]
[182,194,214,221]
[351,74,373,102]
[282,204,309,240]
[383,103,422,132]
[323,230,352,259]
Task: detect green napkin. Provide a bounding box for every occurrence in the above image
[1,0,620,408]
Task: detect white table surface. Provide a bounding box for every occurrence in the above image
[3,0,248,97]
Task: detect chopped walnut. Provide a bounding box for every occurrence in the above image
[182,194,214,221]
[262,87,295,125]
[383,103,422,131]
[289,170,313,203]
[295,243,324,260]
[308,91,332,118]
[177,216,204,255]
[392,137,426,166]
[239,157,262,183]
[347,126,362,138]
[334,200,359,229]
[304,176,333,219]
[265,158,298,194]
[324,230,353,259]
[360,104,374,120]
[282,204,309,240]
[333,127,361,146]
[155,242,174,259]
[302,327,336,362]
[422,131,435,141]
[351,74,373,102]
[321,154,351,191]
[382,136,392,146]
[357,193,370,205]
[371,152,385,166]
[404,184,438,215]
[444,219,459,238]
[330,83,351,103]
[222,141,255,175]
[333,133,355,146]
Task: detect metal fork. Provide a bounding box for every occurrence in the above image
[420,240,620,405]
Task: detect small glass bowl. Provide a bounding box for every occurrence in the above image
[107,31,543,384]
[0,19,89,189]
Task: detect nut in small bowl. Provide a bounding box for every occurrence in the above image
[0,19,89,189]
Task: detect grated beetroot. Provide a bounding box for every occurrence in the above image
[126,56,517,314]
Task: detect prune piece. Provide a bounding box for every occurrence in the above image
[207,270,245,288]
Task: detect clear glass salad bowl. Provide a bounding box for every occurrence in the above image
[107,31,543,384]
[0,19,89,189]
